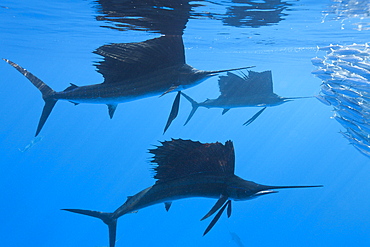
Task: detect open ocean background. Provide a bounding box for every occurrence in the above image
[1,0,369,246]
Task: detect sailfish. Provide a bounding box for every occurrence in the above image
[3,35,253,136]
[62,139,322,247]
[181,70,311,126]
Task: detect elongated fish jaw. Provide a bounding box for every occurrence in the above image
[282,98,294,103]
[228,177,322,201]
[246,184,324,200]
[252,190,278,197]
[178,71,216,90]
[284,96,314,101]
[194,66,255,86]
[230,189,278,201]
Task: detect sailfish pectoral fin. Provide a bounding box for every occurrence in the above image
[163,91,181,134]
[226,200,232,218]
[107,104,118,119]
[243,107,267,126]
[203,200,231,236]
[201,194,228,221]
[160,85,179,97]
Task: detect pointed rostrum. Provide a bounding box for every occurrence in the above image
[218,70,274,98]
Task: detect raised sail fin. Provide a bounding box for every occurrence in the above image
[94,36,185,83]
[218,71,273,98]
[149,139,235,183]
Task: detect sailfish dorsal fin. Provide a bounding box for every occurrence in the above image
[218,70,274,98]
[94,35,185,84]
[149,139,235,183]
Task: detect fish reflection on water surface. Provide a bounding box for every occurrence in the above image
[312,43,370,158]
[63,139,322,247]
[3,35,253,136]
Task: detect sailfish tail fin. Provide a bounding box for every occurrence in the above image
[62,209,118,247]
[180,92,199,125]
[3,58,57,136]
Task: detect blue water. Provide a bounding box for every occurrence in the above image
[1,0,369,246]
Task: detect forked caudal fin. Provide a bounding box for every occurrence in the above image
[62,209,117,247]
[3,58,57,136]
[180,92,199,125]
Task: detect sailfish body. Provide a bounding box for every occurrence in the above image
[52,64,208,104]
[3,36,252,136]
[63,139,322,247]
[198,93,287,109]
[182,71,311,126]
[199,71,288,108]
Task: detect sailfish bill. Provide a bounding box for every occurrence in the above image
[62,139,322,247]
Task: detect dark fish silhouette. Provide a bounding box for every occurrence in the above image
[163,91,181,134]
[62,139,322,247]
[3,36,253,136]
[96,0,192,35]
[181,70,311,126]
[223,0,293,28]
[229,231,245,247]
